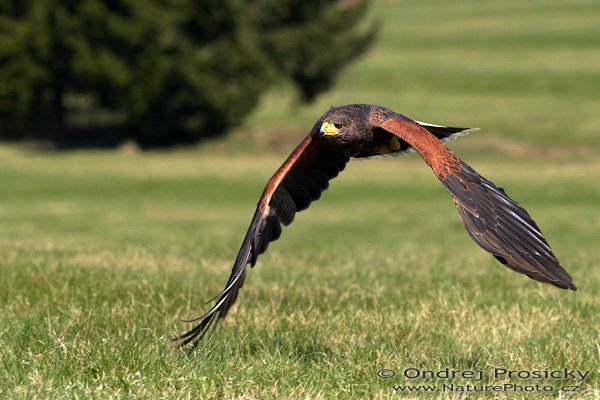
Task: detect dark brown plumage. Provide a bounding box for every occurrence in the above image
[176,104,576,347]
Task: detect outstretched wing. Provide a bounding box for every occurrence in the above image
[442,163,575,288]
[176,134,350,347]
[376,114,576,291]
[353,119,477,160]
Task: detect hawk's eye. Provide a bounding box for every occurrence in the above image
[333,123,345,129]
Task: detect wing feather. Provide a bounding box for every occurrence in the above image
[176,136,349,347]
[378,116,576,291]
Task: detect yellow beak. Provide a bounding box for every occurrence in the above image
[320,121,340,136]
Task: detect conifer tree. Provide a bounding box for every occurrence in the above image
[0,0,374,146]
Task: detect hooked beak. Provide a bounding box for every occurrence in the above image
[320,121,340,136]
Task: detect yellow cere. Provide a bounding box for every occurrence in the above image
[320,121,340,136]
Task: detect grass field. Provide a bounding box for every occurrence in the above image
[2,0,600,398]
[1,148,598,399]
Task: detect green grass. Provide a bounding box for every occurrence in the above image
[2,0,600,398]
[0,146,598,399]
[238,0,600,153]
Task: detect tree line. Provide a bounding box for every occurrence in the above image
[0,0,374,147]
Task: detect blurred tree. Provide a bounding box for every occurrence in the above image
[0,0,375,147]
[250,0,375,101]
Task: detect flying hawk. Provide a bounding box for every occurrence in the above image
[177,104,576,347]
